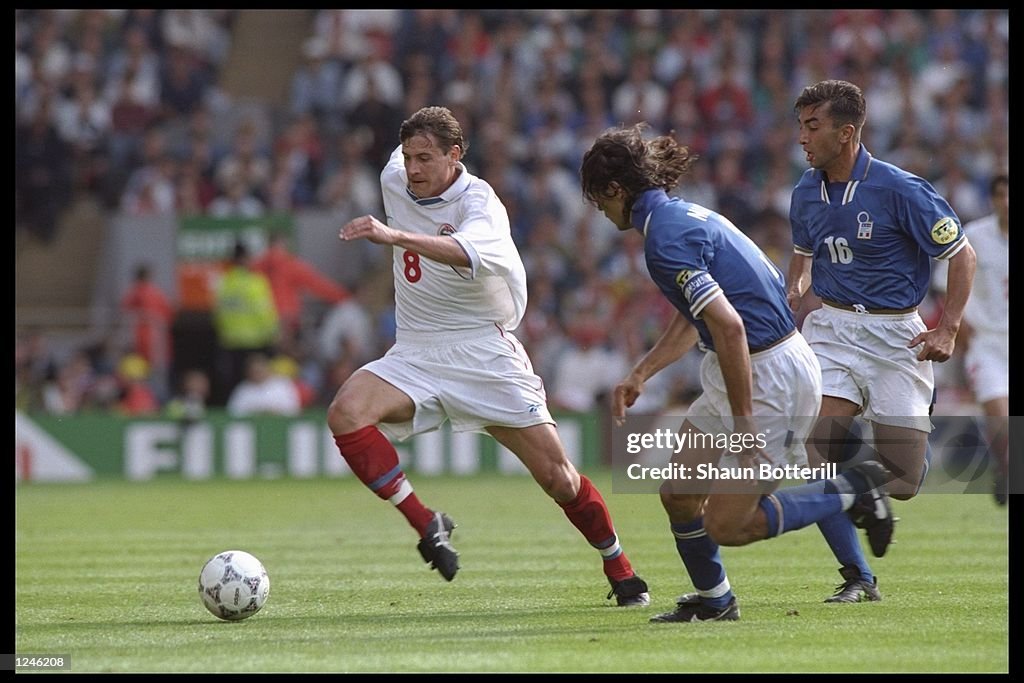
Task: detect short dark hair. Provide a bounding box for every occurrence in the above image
[990,173,1008,196]
[399,106,468,158]
[794,80,866,130]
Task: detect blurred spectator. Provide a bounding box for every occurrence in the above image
[120,262,174,400]
[15,98,73,243]
[611,51,668,130]
[709,148,757,230]
[266,113,324,211]
[226,352,301,417]
[55,68,111,192]
[161,10,233,75]
[318,128,382,219]
[344,65,405,171]
[316,283,375,366]
[165,368,210,424]
[933,150,988,224]
[104,58,160,171]
[115,352,160,415]
[270,353,316,409]
[105,24,160,98]
[42,350,94,415]
[160,44,208,118]
[252,232,351,347]
[120,154,178,216]
[215,119,272,203]
[314,9,399,69]
[175,155,217,215]
[550,312,629,413]
[208,171,266,218]
[211,241,279,406]
[289,36,343,133]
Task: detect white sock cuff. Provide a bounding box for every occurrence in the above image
[389,479,413,506]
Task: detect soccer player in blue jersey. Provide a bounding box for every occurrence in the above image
[787,80,977,598]
[580,123,893,622]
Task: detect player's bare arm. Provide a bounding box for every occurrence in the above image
[785,252,812,313]
[701,295,769,467]
[909,242,977,362]
[701,296,754,419]
[613,311,698,421]
[340,215,471,268]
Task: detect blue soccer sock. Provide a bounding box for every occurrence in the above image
[758,477,858,538]
[805,462,874,581]
[816,511,873,581]
[671,518,733,609]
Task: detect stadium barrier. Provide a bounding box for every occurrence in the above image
[15,410,1000,490]
[14,410,600,482]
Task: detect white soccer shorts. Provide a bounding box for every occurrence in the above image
[360,324,555,441]
[801,305,933,431]
[687,332,822,467]
[964,330,1008,404]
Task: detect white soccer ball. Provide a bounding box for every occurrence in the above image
[198,550,270,621]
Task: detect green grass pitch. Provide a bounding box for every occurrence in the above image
[15,473,1008,673]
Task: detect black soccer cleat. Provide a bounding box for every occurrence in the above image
[417,512,459,581]
[824,565,882,603]
[607,575,651,607]
[649,595,740,622]
[673,592,701,606]
[993,474,1008,506]
[846,461,896,557]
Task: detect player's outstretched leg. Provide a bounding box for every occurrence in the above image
[650,484,740,624]
[334,425,459,581]
[816,512,883,602]
[757,461,894,553]
[648,518,740,623]
[559,475,650,606]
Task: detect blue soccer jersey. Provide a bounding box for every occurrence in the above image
[790,145,967,309]
[631,190,795,352]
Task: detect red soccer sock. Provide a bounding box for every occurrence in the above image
[333,426,434,536]
[558,475,635,582]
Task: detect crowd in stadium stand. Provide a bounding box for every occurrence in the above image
[15,9,1009,416]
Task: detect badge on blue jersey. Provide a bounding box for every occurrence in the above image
[675,269,697,287]
[856,211,873,240]
[930,217,959,245]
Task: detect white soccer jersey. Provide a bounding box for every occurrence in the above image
[962,214,1008,336]
[381,146,528,333]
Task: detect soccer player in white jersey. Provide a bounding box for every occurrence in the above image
[787,80,978,596]
[956,174,1008,504]
[327,106,650,605]
[580,123,892,623]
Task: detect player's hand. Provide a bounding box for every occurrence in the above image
[786,290,802,314]
[732,415,770,469]
[908,326,956,362]
[340,215,396,245]
[612,375,644,427]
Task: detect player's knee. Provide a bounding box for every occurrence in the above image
[326,389,370,434]
[703,515,735,546]
[658,482,702,521]
[703,514,754,547]
[537,464,577,502]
